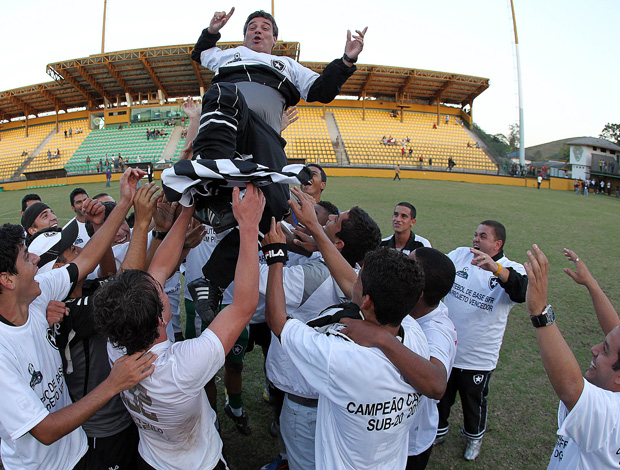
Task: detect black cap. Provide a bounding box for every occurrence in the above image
[21,202,50,231]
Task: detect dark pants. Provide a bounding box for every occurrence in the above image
[73,422,139,470]
[437,368,493,440]
[194,82,291,288]
[406,445,432,470]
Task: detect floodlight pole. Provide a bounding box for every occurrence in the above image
[510,0,525,167]
[271,0,275,17]
[101,0,107,54]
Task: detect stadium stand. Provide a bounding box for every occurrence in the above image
[332,108,497,171]
[68,122,174,172]
[281,107,337,164]
[23,120,90,174]
[0,123,57,180]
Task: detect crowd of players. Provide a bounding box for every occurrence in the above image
[1,7,620,470]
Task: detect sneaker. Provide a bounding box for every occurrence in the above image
[195,195,237,234]
[187,278,223,325]
[224,404,251,436]
[464,438,482,461]
[262,387,271,403]
[433,434,447,446]
[260,455,289,470]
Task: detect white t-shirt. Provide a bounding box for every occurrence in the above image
[265,259,346,398]
[0,266,87,470]
[108,328,225,470]
[407,302,458,455]
[281,317,429,470]
[444,247,525,370]
[548,379,620,469]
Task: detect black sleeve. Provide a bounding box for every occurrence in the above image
[497,267,528,303]
[65,263,79,299]
[191,29,221,64]
[306,58,357,103]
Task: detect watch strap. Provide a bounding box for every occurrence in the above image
[530,304,555,328]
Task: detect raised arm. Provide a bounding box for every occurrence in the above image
[120,183,159,272]
[191,8,235,63]
[264,218,289,337]
[73,168,144,280]
[526,244,583,411]
[179,98,202,160]
[209,184,264,353]
[148,204,194,287]
[289,186,357,298]
[563,248,620,336]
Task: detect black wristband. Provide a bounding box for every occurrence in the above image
[343,52,357,64]
[262,243,288,265]
[152,229,168,240]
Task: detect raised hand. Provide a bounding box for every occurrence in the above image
[263,217,286,246]
[82,198,105,227]
[281,106,299,133]
[182,97,201,120]
[563,248,595,288]
[208,7,235,34]
[133,183,160,229]
[232,183,265,230]
[344,27,368,62]
[119,168,146,205]
[524,244,548,316]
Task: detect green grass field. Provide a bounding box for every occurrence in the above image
[1,176,618,470]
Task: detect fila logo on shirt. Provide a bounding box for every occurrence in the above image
[264,248,285,260]
[473,374,484,385]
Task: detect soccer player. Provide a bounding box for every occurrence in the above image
[381,202,431,254]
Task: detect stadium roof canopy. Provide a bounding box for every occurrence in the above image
[0,42,489,122]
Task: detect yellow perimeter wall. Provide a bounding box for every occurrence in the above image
[0,169,572,192]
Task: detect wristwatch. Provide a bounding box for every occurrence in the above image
[530,304,555,328]
[151,229,168,240]
[343,53,357,64]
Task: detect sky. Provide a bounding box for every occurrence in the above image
[2,0,618,147]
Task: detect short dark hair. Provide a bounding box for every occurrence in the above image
[21,194,41,212]
[480,220,506,248]
[243,10,279,37]
[337,207,381,266]
[396,202,416,219]
[93,192,110,200]
[412,248,456,307]
[361,247,424,327]
[0,224,26,292]
[307,163,327,183]
[317,200,339,216]
[69,188,88,207]
[93,270,163,355]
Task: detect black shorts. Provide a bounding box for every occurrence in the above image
[247,322,272,353]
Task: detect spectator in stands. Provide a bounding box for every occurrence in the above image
[429,157,433,167]
[393,164,401,181]
[381,202,431,254]
[21,193,42,215]
[64,129,68,138]
[600,180,605,194]
[21,202,58,236]
[419,156,423,167]
[607,181,611,195]
[448,157,456,172]
[445,115,449,124]
[409,147,413,158]
[47,149,52,162]
[433,123,437,129]
[69,127,73,138]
